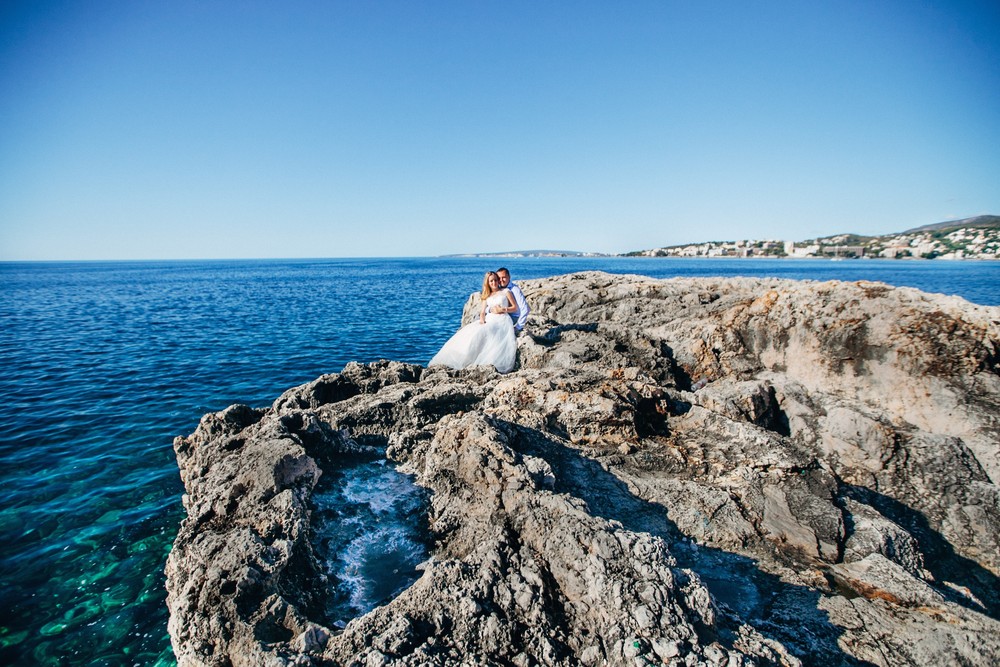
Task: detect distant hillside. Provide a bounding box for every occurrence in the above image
[903,215,1000,234]
[624,215,1000,260]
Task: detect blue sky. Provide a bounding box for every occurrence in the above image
[1,1,998,260]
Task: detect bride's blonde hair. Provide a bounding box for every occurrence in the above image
[481,271,499,300]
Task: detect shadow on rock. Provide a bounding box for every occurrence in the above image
[508,424,876,667]
[844,484,999,618]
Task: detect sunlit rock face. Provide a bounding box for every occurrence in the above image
[165,272,1000,667]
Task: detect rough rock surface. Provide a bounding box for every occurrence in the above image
[166,272,1000,666]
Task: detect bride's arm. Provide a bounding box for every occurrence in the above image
[505,290,517,312]
[480,299,487,323]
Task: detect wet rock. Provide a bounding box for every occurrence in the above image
[167,272,1000,666]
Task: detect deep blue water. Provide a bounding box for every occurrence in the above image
[0,257,997,665]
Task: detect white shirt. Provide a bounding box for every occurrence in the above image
[505,280,530,330]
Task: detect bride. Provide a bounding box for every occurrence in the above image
[429,271,518,373]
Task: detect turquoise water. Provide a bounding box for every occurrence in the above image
[0,257,997,665]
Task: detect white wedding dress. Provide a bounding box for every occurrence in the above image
[429,292,517,373]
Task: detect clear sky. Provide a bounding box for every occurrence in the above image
[1,1,998,260]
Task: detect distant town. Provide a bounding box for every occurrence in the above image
[626,214,1000,260]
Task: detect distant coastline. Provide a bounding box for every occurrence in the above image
[449,215,1000,261]
[446,253,1000,261]
[441,249,612,259]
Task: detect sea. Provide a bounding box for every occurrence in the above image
[1,256,997,665]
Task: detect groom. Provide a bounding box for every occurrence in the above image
[493,267,530,333]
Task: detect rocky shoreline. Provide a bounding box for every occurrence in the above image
[165,271,1000,666]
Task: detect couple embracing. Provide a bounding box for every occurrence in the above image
[429,267,530,374]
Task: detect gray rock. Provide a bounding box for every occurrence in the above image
[166,272,1000,666]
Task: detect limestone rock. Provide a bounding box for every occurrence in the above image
[167,272,1000,666]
